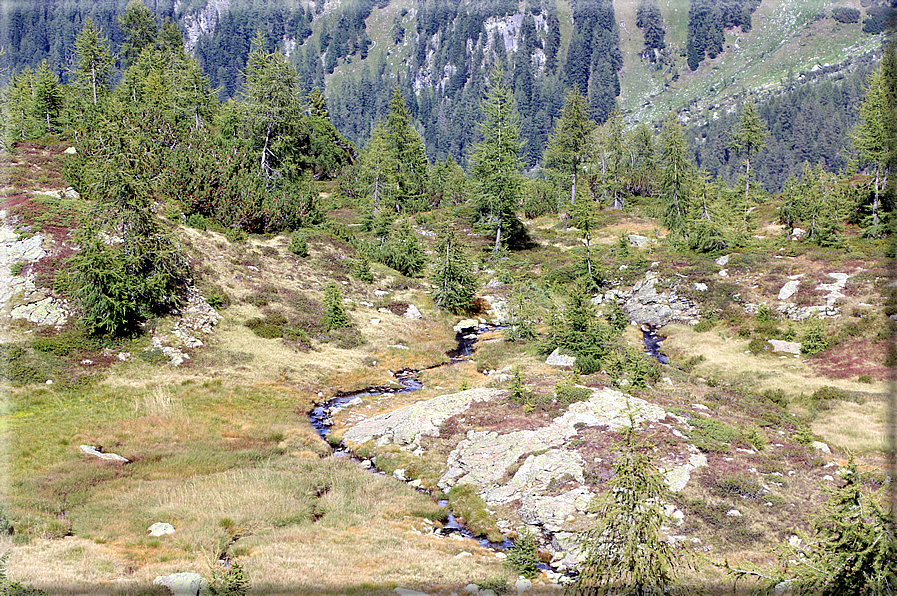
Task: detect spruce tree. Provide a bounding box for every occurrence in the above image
[469,67,527,255]
[852,65,890,231]
[71,17,115,106]
[385,87,429,213]
[322,282,352,330]
[118,0,158,69]
[430,224,478,314]
[657,114,694,234]
[728,100,768,204]
[570,419,695,595]
[545,87,596,206]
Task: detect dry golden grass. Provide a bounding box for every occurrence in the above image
[811,399,888,454]
[662,324,888,398]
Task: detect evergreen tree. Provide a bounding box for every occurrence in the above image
[71,17,115,106]
[358,120,399,220]
[118,0,158,69]
[385,87,429,213]
[657,114,694,233]
[469,67,527,255]
[322,281,352,330]
[570,420,695,595]
[430,224,478,313]
[728,99,768,204]
[852,65,890,231]
[379,218,426,276]
[570,195,601,285]
[239,32,304,184]
[545,87,595,206]
[33,60,65,135]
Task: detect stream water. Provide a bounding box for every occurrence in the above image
[641,325,669,364]
[308,325,515,548]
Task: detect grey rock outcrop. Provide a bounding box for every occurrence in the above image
[778,280,800,301]
[628,234,649,247]
[621,272,700,327]
[341,388,504,450]
[403,303,423,319]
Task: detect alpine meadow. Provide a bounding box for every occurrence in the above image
[0,0,895,595]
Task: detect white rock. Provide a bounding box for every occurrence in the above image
[726,509,742,517]
[153,573,207,596]
[811,441,831,454]
[369,318,381,325]
[395,589,430,596]
[79,445,129,463]
[545,348,576,367]
[148,522,175,536]
[515,577,533,595]
[693,283,708,291]
[718,269,729,277]
[404,304,423,319]
[715,255,730,266]
[455,551,472,558]
[768,339,801,354]
[823,475,835,482]
[778,280,800,301]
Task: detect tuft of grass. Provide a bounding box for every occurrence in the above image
[447,484,503,543]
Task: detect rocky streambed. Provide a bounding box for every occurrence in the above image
[308,324,709,582]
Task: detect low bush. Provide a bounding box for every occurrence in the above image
[686,416,740,453]
[714,473,764,499]
[288,232,309,257]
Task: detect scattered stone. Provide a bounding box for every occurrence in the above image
[393,468,408,481]
[778,280,800,301]
[726,509,742,517]
[63,146,77,154]
[545,348,576,367]
[774,580,794,595]
[360,301,374,307]
[403,304,422,319]
[628,234,649,247]
[153,572,207,596]
[693,283,707,292]
[691,403,710,410]
[117,352,131,361]
[768,339,801,354]
[718,269,729,277]
[790,228,806,240]
[387,344,410,350]
[715,254,730,266]
[62,187,80,200]
[148,522,175,536]
[485,278,503,289]
[369,318,381,325]
[455,551,472,558]
[374,290,389,297]
[464,584,480,594]
[79,445,129,463]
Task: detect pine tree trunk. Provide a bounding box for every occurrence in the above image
[586,231,593,280]
[91,64,97,105]
[494,222,502,255]
[744,157,751,203]
[873,166,880,227]
[571,171,576,205]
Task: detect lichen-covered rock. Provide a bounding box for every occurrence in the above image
[341,388,504,450]
[545,348,576,367]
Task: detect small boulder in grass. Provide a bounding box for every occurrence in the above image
[148,522,175,537]
[153,572,207,596]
